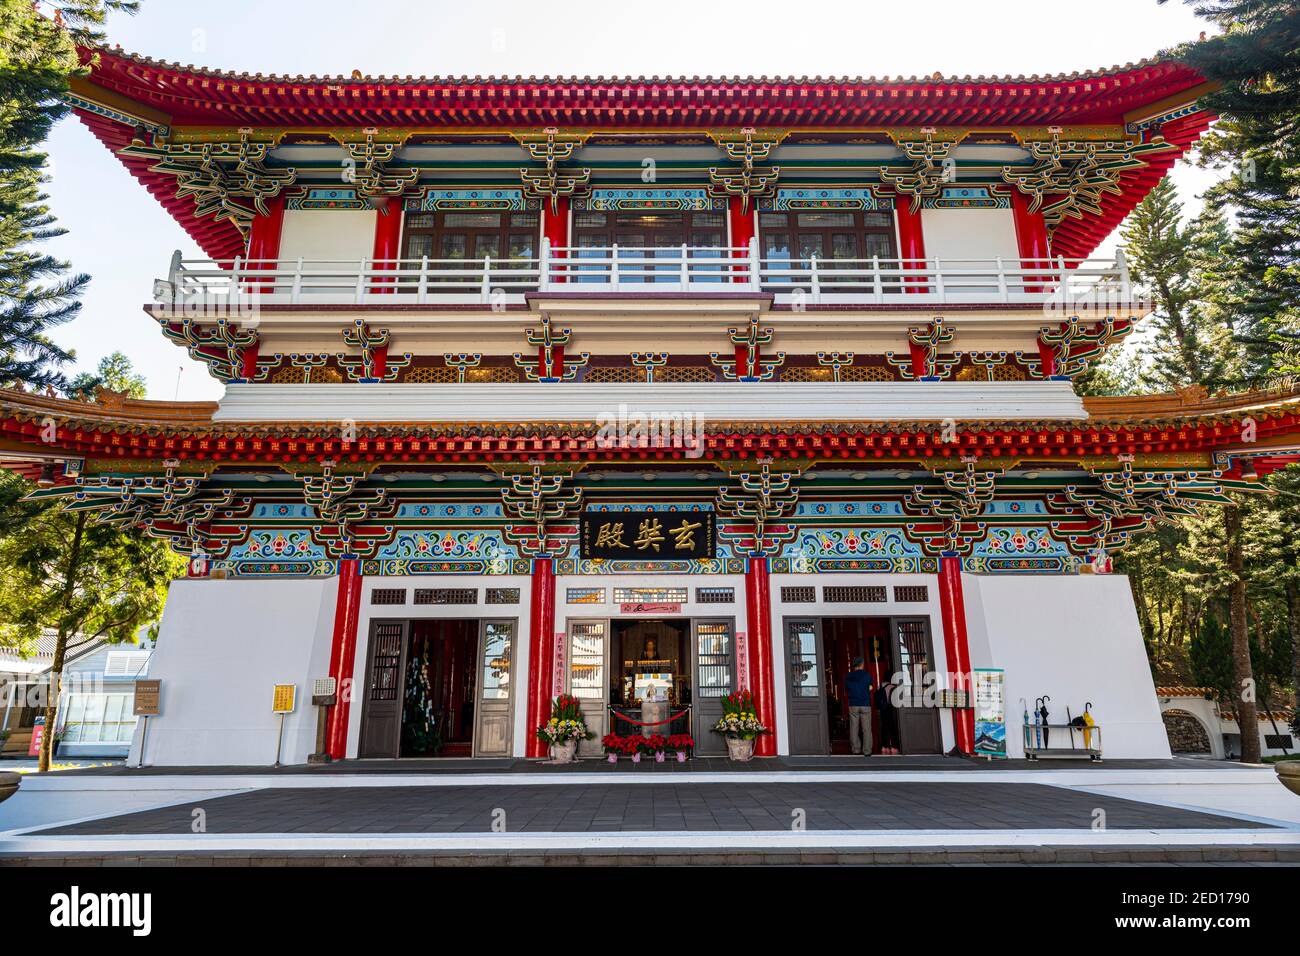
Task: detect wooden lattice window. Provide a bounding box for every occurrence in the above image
[781,586,816,603]
[485,587,521,604]
[840,365,895,383]
[893,586,929,603]
[613,587,687,603]
[780,367,836,382]
[370,587,407,605]
[657,366,716,383]
[566,587,606,605]
[271,365,344,384]
[413,588,477,605]
[695,587,735,604]
[463,366,520,383]
[824,585,886,603]
[403,365,459,384]
[368,623,404,701]
[585,366,644,384]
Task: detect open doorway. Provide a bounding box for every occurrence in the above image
[608,619,691,737]
[358,618,516,758]
[784,616,942,756]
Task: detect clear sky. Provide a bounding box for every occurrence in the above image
[41,0,1219,401]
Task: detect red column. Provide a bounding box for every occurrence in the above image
[246,193,286,265]
[244,193,285,292]
[542,197,570,283]
[325,557,363,760]
[1036,336,1057,379]
[526,558,557,758]
[370,199,404,292]
[1010,190,1051,293]
[894,198,927,293]
[728,195,756,283]
[937,555,974,755]
[745,557,777,757]
[908,339,929,380]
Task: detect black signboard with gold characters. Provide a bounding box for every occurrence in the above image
[581,510,715,561]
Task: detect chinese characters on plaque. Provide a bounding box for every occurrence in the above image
[580,510,715,561]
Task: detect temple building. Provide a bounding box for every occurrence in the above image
[5,44,1298,765]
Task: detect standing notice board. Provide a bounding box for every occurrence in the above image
[973,668,1007,758]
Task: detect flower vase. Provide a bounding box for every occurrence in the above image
[607,753,618,764]
[676,751,687,763]
[655,751,665,763]
[631,752,642,764]
[551,739,579,764]
[725,737,755,762]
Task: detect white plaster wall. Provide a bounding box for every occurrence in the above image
[920,208,1020,264]
[277,209,378,265]
[350,575,532,758]
[128,577,337,767]
[770,572,953,756]
[963,574,1171,760]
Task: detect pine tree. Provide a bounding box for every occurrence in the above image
[1161,0,1300,382]
[1119,179,1239,391]
[0,2,139,390]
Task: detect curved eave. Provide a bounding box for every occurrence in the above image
[81,47,1208,128]
[2,387,1299,467]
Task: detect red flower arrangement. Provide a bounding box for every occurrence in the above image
[666,734,695,752]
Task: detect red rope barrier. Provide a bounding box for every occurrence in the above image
[609,709,691,728]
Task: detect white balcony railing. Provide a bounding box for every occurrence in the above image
[158,239,1132,310]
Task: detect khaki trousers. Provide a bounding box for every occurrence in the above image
[848,706,873,755]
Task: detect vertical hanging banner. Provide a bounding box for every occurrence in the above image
[973,668,1007,758]
[552,630,567,696]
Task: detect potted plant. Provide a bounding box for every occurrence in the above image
[712,689,769,761]
[667,733,694,762]
[535,694,593,763]
[646,733,668,762]
[601,733,624,763]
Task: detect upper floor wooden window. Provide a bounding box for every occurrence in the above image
[759,210,897,265]
[402,211,540,263]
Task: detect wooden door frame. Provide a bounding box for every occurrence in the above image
[782,616,830,756]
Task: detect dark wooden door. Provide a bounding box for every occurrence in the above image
[358,619,408,758]
[892,616,942,754]
[785,618,829,755]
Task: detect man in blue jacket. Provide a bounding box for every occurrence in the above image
[845,657,875,756]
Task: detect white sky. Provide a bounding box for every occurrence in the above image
[42,0,1221,401]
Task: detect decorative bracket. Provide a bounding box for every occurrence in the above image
[710,316,785,382]
[631,352,669,383]
[1002,129,1174,230]
[715,460,801,558]
[339,319,412,383]
[513,316,589,382]
[331,129,418,204]
[707,128,784,212]
[879,128,968,213]
[885,317,956,381]
[514,128,592,213]
[497,464,582,559]
[120,128,296,235]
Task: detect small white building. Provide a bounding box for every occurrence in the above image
[57,637,155,758]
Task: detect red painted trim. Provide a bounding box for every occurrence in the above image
[543,197,570,283]
[526,558,556,758]
[745,557,777,757]
[937,555,974,754]
[370,200,403,293]
[325,558,363,760]
[894,200,927,293]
